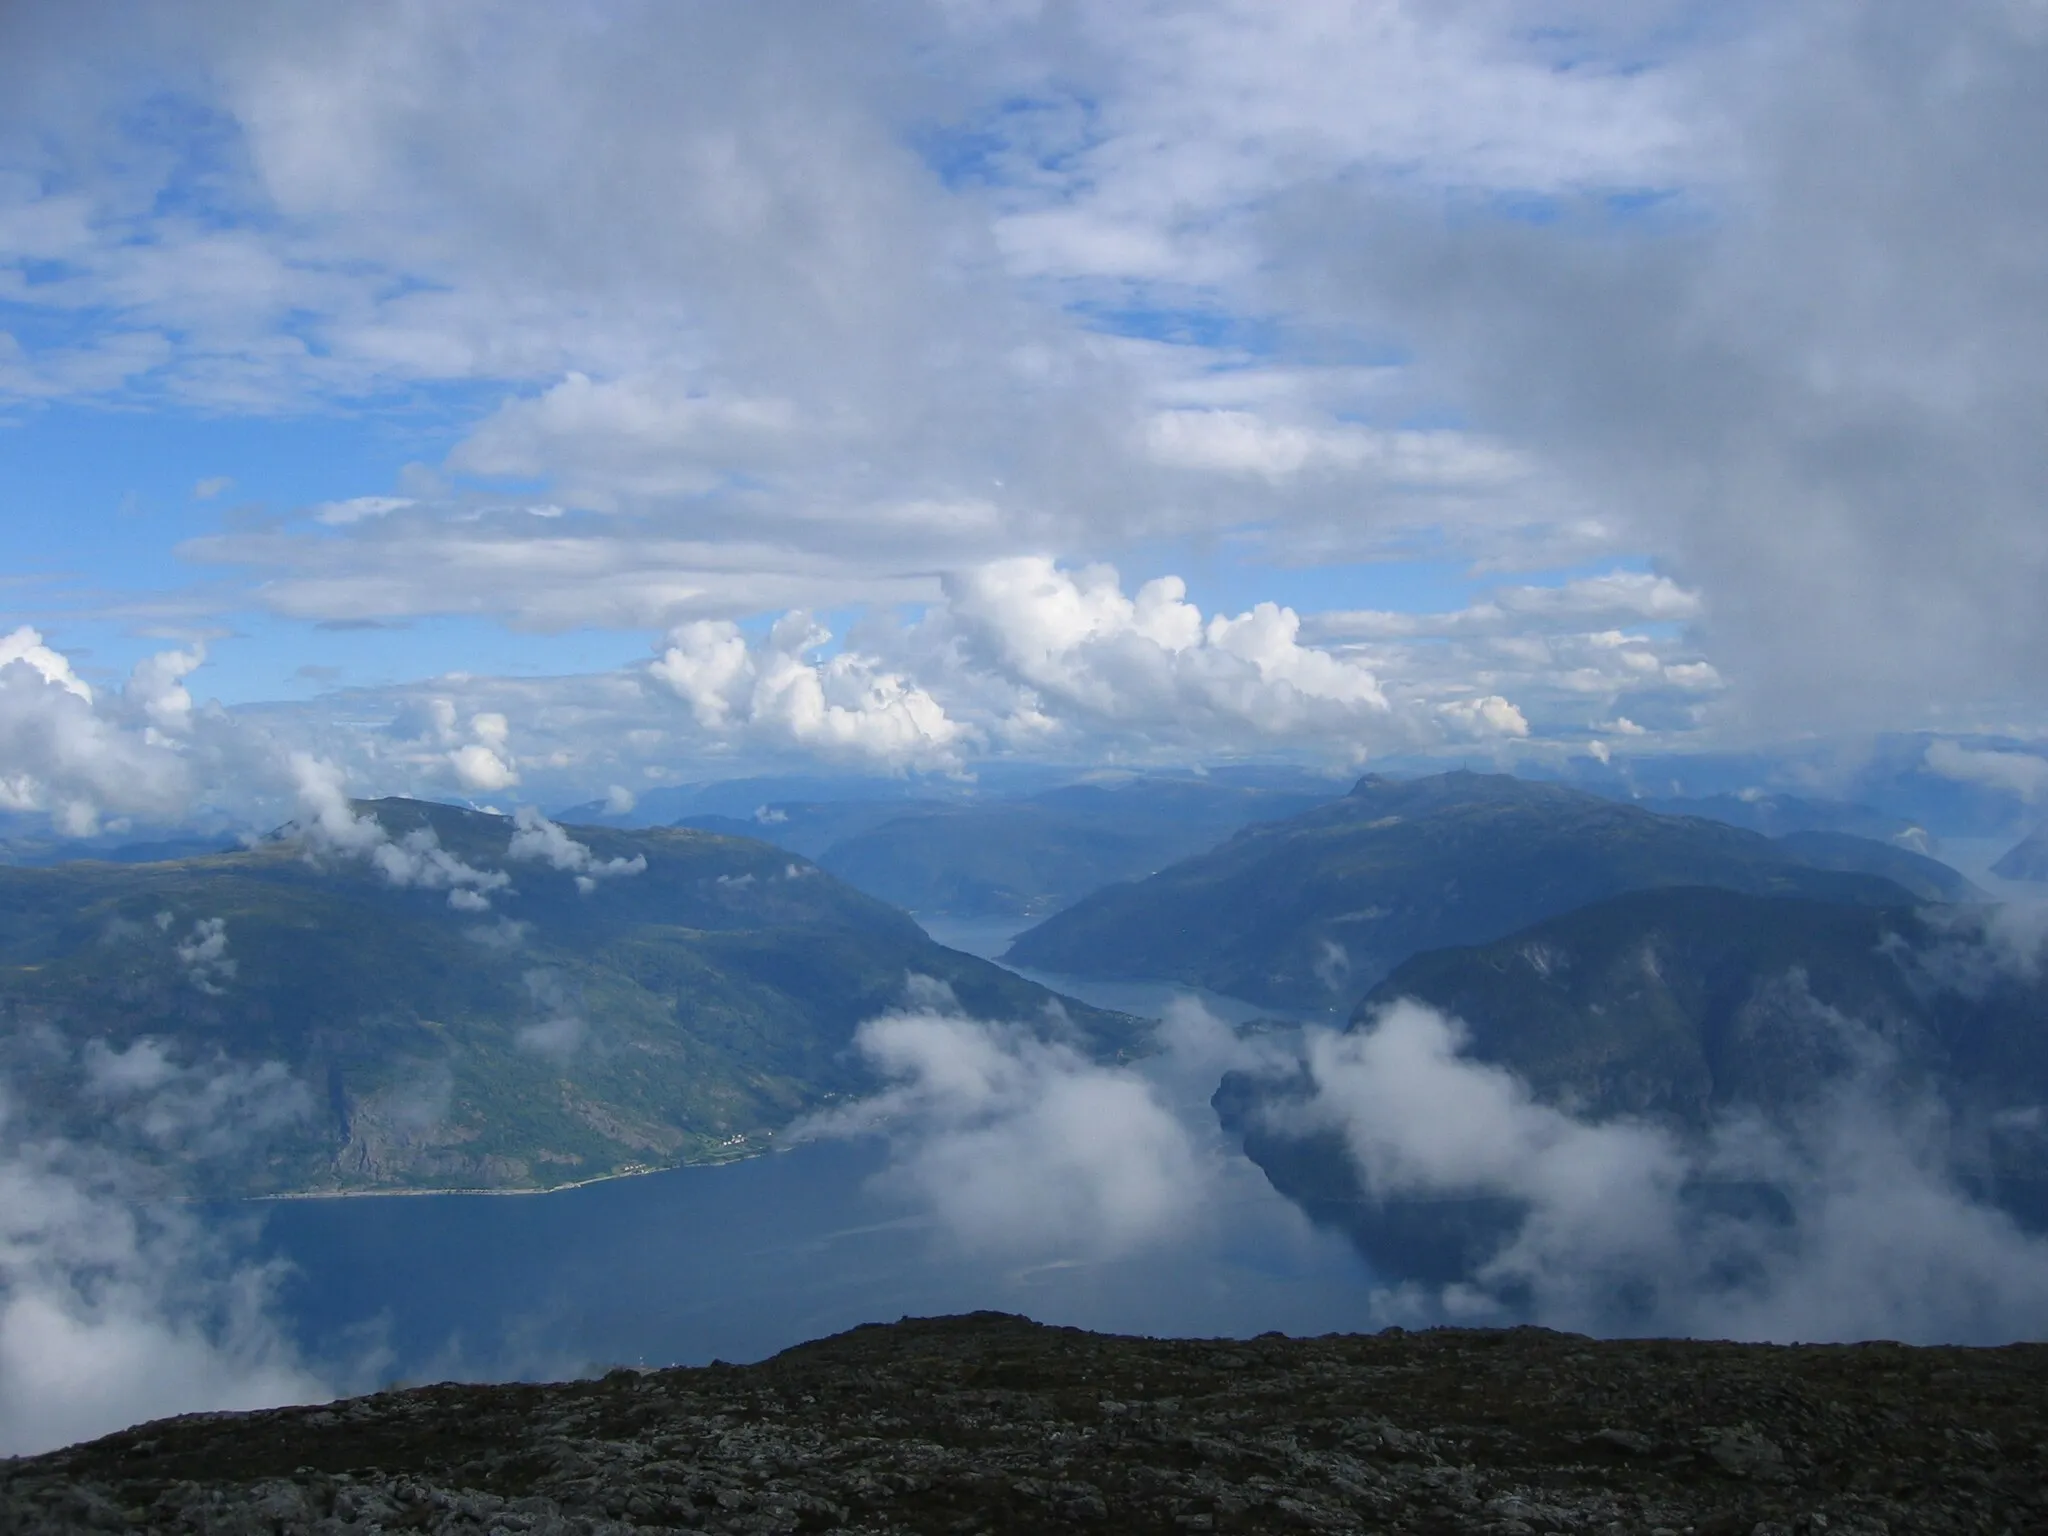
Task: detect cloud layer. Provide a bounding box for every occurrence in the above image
[811,987,2048,1346]
[5,2,2041,751]
[1292,1002,2048,1343]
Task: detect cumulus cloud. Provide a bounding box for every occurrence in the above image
[0,628,203,835]
[384,699,520,794]
[635,557,1557,772]
[0,627,91,701]
[652,611,971,772]
[1434,695,1529,740]
[944,557,1388,720]
[1270,1001,2048,1343]
[0,1092,330,1456]
[124,644,206,738]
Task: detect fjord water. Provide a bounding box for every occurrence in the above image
[234,924,1372,1387]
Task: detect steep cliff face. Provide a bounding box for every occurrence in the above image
[6,1313,2043,1534]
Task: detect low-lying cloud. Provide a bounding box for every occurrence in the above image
[82,1038,314,1163]
[794,986,1230,1259]
[290,753,511,910]
[507,806,647,893]
[1285,1001,2048,1344]
[0,1090,332,1456]
[813,984,2048,1346]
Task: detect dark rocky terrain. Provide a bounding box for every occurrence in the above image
[6,1312,2044,1534]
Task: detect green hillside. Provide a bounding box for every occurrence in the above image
[1008,771,1958,1012]
[0,799,1139,1198]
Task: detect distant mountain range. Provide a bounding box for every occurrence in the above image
[1007,771,1978,1013]
[1635,790,1928,847]
[1219,885,2048,1281]
[0,799,1135,1198]
[611,771,1345,919]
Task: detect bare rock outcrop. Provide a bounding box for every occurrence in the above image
[5,1313,2044,1533]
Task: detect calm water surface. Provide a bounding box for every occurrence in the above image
[238,923,1373,1385]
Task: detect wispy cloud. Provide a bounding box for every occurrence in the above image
[0,1087,331,1455]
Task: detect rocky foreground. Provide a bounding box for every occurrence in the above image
[5,1313,2045,1534]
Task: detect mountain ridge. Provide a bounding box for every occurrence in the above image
[1217,883,2048,1283]
[1007,770,1962,1012]
[0,799,1139,1198]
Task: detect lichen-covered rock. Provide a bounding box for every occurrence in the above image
[4,1313,2044,1534]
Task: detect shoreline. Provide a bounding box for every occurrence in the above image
[228,1144,779,1204]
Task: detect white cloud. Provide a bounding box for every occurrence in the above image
[449,741,518,793]
[125,643,205,738]
[0,630,204,835]
[1278,1000,2048,1343]
[928,557,1402,748]
[0,627,92,701]
[506,806,645,892]
[82,1038,312,1161]
[0,1092,330,1456]
[287,752,511,908]
[1435,695,1529,740]
[7,2,2038,763]
[381,698,520,793]
[172,917,236,995]
[794,989,1214,1258]
[1924,740,2048,802]
[651,612,972,773]
[0,1,1671,656]
[448,373,801,508]
[311,495,414,526]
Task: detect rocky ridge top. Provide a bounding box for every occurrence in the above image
[5,1313,2044,1534]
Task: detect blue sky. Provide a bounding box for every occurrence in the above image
[1,1,2044,826]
